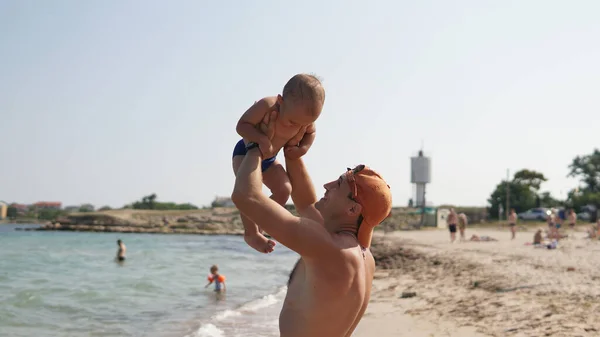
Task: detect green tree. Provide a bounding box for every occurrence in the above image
[513,169,547,191]
[98,206,112,211]
[568,149,600,193]
[7,206,17,218]
[488,169,549,219]
[567,149,600,221]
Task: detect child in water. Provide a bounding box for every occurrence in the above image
[205,265,226,292]
[232,73,325,254]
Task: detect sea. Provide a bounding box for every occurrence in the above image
[0,224,300,337]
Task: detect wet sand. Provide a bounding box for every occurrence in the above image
[354,227,600,337]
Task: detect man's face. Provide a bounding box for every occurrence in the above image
[315,172,357,219]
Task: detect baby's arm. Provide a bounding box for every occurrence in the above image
[236,98,276,155]
[298,123,316,152]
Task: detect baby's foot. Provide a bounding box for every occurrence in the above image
[244,232,276,253]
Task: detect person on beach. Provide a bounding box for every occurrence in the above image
[458,213,468,241]
[508,208,517,240]
[116,239,126,261]
[231,110,392,337]
[533,229,542,245]
[469,234,497,242]
[447,208,458,242]
[567,209,577,229]
[554,210,562,233]
[232,74,325,254]
[546,212,556,240]
[205,265,226,292]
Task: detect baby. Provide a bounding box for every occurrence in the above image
[232,74,325,253]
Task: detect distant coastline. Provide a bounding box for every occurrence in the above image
[5,206,498,234]
[23,208,246,235]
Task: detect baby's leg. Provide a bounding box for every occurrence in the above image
[262,160,292,207]
[232,155,276,254]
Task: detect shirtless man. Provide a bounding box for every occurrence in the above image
[567,209,577,229]
[447,208,458,243]
[546,212,555,240]
[458,213,468,241]
[116,239,126,262]
[508,208,517,240]
[231,112,392,337]
[554,210,562,239]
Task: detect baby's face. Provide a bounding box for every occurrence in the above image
[279,100,321,128]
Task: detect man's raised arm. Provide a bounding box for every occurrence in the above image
[231,112,334,258]
[284,156,323,223]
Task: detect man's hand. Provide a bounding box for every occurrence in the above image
[257,110,278,158]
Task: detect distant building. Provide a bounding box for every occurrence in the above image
[212,196,235,208]
[0,202,7,220]
[32,202,62,210]
[10,203,29,215]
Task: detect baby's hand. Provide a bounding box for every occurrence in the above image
[284,145,308,160]
[256,110,278,158]
[258,139,275,159]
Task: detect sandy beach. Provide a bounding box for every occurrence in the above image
[354,227,600,337]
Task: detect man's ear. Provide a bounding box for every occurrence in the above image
[277,94,283,104]
[347,203,362,218]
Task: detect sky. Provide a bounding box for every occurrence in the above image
[1,0,599,209]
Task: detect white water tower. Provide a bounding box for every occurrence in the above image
[410,150,431,207]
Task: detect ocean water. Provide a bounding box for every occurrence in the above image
[0,224,299,337]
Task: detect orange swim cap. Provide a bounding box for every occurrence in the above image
[345,165,392,249]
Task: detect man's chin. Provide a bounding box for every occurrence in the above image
[315,199,324,210]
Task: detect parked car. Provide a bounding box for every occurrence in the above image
[577,212,591,221]
[518,208,551,221]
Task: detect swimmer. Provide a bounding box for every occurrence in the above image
[508,208,517,240]
[116,239,126,261]
[232,74,325,254]
[205,265,226,292]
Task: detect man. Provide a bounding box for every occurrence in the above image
[231,111,392,337]
[458,212,468,241]
[447,208,457,242]
[508,208,517,240]
[116,239,126,262]
[567,209,577,229]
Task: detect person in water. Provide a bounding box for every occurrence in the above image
[205,265,226,292]
[116,239,126,261]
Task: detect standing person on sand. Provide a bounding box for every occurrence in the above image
[231,111,392,337]
[567,209,577,230]
[458,213,468,241]
[508,208,517,240]
[447,208,458,243]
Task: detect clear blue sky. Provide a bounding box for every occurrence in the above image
[2,0,599,208]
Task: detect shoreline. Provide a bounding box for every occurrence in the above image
[355,228,600,336]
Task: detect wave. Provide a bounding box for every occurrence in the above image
[188,286,287,337]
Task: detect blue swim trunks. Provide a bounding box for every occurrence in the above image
[232,139,277,172]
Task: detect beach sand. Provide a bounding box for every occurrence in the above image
[353,227,600,337]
